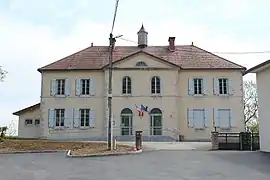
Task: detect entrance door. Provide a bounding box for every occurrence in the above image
[120,108,133,135]
[150,108,162,135]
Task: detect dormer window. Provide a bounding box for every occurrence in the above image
[136,61,147,67]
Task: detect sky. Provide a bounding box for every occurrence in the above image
[1,0,270,133]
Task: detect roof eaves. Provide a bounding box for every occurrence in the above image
[243,59,270,75]
[13,103,40,116]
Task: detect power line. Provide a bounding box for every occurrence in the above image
[119,37,270,55]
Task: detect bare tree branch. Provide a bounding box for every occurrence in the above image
[0,66,7,82]
[243,80,258,125]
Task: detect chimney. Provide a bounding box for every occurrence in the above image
[168,37,175,51]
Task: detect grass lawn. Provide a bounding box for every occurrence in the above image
[0,140,132,155]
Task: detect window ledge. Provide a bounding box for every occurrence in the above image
[193,94,206,97]
[151,94,162,97]
[78,94,94,97]
[121,94,132,97]
[53,95,67,98]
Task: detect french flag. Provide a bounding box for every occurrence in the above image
[135,104,149,117]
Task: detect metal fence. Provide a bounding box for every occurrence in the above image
[218,132,260,151]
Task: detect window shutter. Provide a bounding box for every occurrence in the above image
[64,108,73,128]
[90,78,95,96]
[187,108,194,128]
[213,78,219,95]
[230,108,237,128]
[65,79,70,96]
[202,78,207,95]
[75,79,81,96]
[204,108,211,128]
[48,109,55,128]
[50,79,56,96]
[214,108,220,128]
[90,109,96,127]
[188,78,194,95]
[228,79,234,95]
[73,109,80,128]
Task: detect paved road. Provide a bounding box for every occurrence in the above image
[1,151,270,180]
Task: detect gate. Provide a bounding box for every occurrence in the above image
[217,132,260,151]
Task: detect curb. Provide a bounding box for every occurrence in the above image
[66,149,143,158]
[0,150,66,154]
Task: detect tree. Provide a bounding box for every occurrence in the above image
[243,80,258,126]
[0,66,7,81]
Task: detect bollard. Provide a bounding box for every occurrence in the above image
[135,131,143,150]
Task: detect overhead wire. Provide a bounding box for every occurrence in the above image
[118,37,270,55]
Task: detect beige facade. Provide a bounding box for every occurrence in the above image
[245,61,270,152]
[14,53,245,141]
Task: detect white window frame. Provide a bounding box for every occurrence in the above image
[193,78,203,95]
[151,76,161,94]
[56,79,65,95]
[34,119,40,126]
[218,78,228,95]
[122,76,132,95]
[80,109,90,127]
[80,79,90,95]
[25,119,33,126]
[55,109,65,128]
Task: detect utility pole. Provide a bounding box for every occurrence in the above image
[107,33,114,150]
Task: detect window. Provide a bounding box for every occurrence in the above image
[25,119,33,125]
[122,76,132,94]
[81,79,90,95]
[55,109,65,127]
[34,119,40,125]
[56,79,65,95]
[218,78,228,95]
[193,109,205,129]
[120,108,133,135]
[187,108,211,129]
[151,76,161,94]
[214,108,232,129]
[150,108,162,135]
[80,109,90,127]
[135,61,147,67]
[193,78,203,95]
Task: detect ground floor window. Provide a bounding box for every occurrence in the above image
[55,109,65,127]
[120,108,133,135]
[150,108,162,135]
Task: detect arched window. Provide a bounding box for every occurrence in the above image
[150,108,162,135]
[136,61,147,67]
[151,76,161,94]
[120,108,133,135]
[122,76,132,94]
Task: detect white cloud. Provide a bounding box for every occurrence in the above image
[1,0,270,133]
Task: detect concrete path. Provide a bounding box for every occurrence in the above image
[120,141,212,151]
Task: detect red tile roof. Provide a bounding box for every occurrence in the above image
[37,45,246,72]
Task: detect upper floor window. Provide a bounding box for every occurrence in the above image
[218,78,228,95]
[193,78,203,95]
[25,119,33,125]
[81,79,90,95]
[122,76,132,94]
[34,119,40,125]
[56,79,65,95]
[151,76,161,94]
[136,61,147,67]
[75,78,94,96]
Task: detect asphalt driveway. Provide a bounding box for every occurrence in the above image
[0,151,270,180]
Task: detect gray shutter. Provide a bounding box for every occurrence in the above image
[50,79,56,96]
[48,109,55,128]
[187,108,194,128]
[202,77,207,95]
[75,79,81,96]
[90,109,96,127]
[65,79,70,96]
[230,108,237,128]
[64,108,73,128]
[204,108,211,128]
[214,108,220,128]
[73,109,80,128]
[188,78,194,95]
[90,78,95,96]
[213,78,219,95]
[228,79,234,95]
